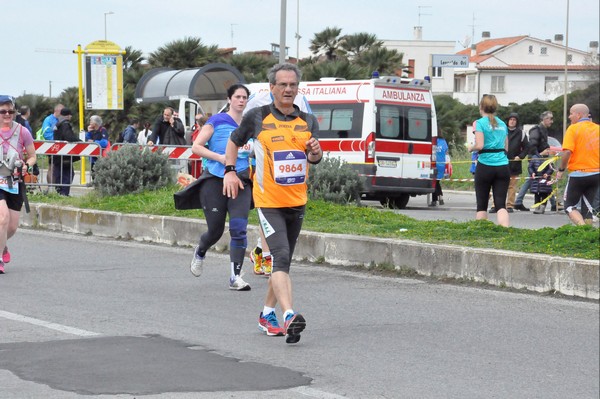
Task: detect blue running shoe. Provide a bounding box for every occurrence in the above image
[258,311,284,336]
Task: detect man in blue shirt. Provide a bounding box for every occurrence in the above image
[41,104,64,140]
[40,103,64,184]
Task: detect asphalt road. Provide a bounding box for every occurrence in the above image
[365,190,586,230]
[0,230,598,398]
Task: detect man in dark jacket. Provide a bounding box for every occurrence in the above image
[514,111,554,211]
[506,113,529,211]
[52,108,82,196]
[527,111,553,157]
[122,119,140,143]
[147,107,185,146]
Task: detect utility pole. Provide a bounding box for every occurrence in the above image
[295,0,301,61]
[230,24,238,48]
[279,0,287,64]
[104,11,114,41]
[49,81,52,98]
[563,0,570,134]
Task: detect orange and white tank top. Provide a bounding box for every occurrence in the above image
[253,113,313,208]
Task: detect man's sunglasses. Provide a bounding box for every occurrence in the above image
[0,110,16,115]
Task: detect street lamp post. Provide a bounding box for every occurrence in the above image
[104,11,114,41]
[563,0,570,134]
[279,0,286,64]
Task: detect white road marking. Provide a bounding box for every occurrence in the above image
[292,386,348,398]
[0,310,101,337]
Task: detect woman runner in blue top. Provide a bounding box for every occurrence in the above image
[468,94,510,227]
[189,84,254,291]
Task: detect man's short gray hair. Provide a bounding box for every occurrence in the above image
[540,111,553,120]
[90,115,103,126]
[267,63,301,85]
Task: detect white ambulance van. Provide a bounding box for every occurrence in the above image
[244,76,438,209]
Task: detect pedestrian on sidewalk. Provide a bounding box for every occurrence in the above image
[514,111,555,211]
[431,128,448,207]
[52,108,82,196]
[504,113,528,212]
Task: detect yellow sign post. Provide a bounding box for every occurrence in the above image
[73,40,125,184]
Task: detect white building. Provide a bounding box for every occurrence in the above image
[382,27,456,96]
[453,33,599,105]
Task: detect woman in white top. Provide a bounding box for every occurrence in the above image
[137,122,152,145]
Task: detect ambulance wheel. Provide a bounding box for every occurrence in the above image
[392,195,410,209]
[380,195,409,209]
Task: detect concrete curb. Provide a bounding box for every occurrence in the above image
[20,203,599,300]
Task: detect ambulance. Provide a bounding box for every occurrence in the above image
[244,75,438,209]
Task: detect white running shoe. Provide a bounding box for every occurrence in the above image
[229,275,251,291]
[190,246,204,277]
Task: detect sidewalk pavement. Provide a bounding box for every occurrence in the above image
[19,203,598,300]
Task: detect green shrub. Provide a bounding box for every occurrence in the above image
[308,156,363,205]
[92,145,175,196]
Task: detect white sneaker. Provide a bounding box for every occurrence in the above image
[229,275,251,291]
[190,246,204,277]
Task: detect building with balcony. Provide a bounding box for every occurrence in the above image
[453,33,599,105]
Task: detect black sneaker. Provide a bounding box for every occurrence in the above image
[489,207,497,213]
[550,206,557,212]
[514,204,530,212]
[507,208,514,213]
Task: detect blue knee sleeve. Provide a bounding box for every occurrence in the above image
[229,218,248,249]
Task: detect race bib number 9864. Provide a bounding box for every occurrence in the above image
[273,150,307,185]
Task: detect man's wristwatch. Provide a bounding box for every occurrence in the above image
[558,168,565,172]
[224,165,237,174]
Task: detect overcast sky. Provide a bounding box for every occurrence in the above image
[3,0,598,98]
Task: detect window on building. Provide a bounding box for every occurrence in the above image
[544,76,559,93]
[567,54,573,62]
[432,66,442,78]
[528,45,534,54]
[467,75,476,92]
[454,77,463,92]
[540,47,548,55]
[491,76,505,93]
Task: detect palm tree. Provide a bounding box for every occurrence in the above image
[301,60,365,81]
[340,33,381,61]
[148,37,222,69]
[229,53,277,83]
[355,46,404,76]
[309,27,343,61]
[123,46,145,71]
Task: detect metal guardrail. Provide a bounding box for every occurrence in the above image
[29,141,102,193]
[28,142,202,194]
[110,143,202,175]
